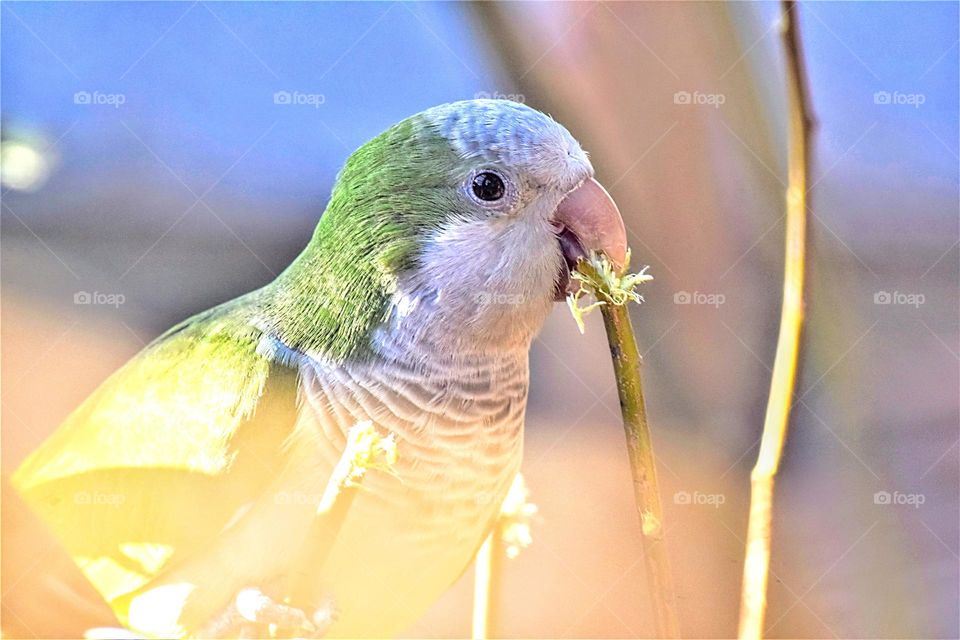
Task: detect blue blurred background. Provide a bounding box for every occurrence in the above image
[3,2,957,638]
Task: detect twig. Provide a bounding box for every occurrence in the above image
[600,302,680,638]
[471,532,501,640]
[471,474,536,639]
[286,422,397,611]
[737,3,813,639]
[571,254,679,638]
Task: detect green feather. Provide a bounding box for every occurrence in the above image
[262,115,466,362]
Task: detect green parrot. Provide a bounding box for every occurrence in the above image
[11,99,627,638]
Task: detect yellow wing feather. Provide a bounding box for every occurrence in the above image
[11,302,301,616]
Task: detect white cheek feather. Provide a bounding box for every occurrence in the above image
[382,209,561,352]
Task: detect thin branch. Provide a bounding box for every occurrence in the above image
[599,301,680,638]
[737,3,813,638]
[286,422,397,610]
[472,474,536,639]
[566,252,678,637]
[471,532,502,639]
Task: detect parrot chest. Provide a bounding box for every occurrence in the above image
[294,346,529,635]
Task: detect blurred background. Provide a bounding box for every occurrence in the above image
[2,2,957,638]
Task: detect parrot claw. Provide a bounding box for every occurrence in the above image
[200,587,337,638]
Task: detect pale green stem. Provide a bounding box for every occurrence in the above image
[599,301,680,639]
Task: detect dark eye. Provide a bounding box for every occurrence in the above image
[471,171,505,202]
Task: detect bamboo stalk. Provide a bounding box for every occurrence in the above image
[599,301,680,639]
[737,3,812,639]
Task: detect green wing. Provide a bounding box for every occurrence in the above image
[11,298,300,610]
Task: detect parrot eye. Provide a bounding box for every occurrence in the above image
[471,171,506,202]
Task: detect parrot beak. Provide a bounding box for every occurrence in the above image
[552,177,628,299]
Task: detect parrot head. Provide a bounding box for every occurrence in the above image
[266,99,626,361]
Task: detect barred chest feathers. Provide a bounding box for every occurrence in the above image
[285,291,531,636]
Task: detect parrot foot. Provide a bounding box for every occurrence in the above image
[199,587,337,639]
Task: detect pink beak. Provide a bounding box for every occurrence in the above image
[553,177,628,270]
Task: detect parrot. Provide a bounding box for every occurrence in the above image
[11,99,627,638]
